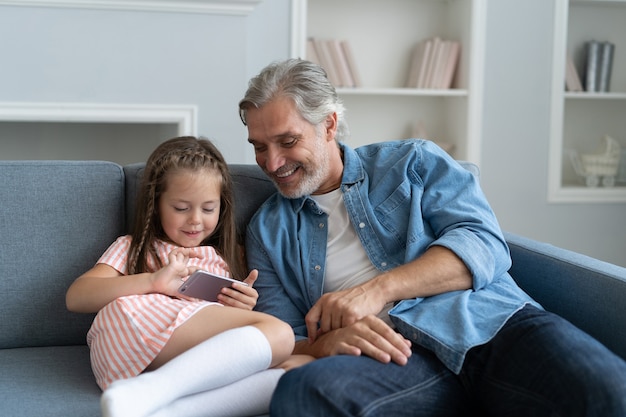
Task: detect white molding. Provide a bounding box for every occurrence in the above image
[0,0,262,15]
[547,0,568,203]
[465,0,486,167]
[0,102,198,136]
[289,0,306,58]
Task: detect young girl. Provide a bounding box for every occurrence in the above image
[66,136,309,417]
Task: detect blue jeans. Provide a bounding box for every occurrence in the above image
[270,306,626,416]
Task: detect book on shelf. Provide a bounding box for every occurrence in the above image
[308,38,341,87]
[584,40,615,92]
[406,37,460,89]
[565,53,583,92]
[585,40,600,92]
[306,38,361,88]
[406,39,431,88]
[598,41,615,92]
[306,39,321,69]
[340,40,362,88]
[427,37,446,88]
[328,39,355,88]
[439,41,460,90]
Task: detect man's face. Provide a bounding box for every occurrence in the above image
[245,96,340,198]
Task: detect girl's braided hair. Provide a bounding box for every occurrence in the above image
[127,136,246,281]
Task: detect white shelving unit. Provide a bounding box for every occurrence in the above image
[549,0,626,203]
[290,0,486,165]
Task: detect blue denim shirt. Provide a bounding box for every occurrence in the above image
[247,139,539,374]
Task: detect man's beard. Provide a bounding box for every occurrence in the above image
[273,137,331,199]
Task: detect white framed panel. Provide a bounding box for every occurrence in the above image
[0,0,261,15]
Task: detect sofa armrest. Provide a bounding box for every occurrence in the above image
[504,231,626,361]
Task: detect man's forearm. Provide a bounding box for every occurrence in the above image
[367,245,473,306]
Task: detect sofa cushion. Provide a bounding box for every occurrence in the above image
[0,345,100,416]
[0,161,126,349]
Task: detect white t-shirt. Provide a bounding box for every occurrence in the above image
[311,189,394,326]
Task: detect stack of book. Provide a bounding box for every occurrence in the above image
[406,37,461,89]
[567,40,615,92]
[306,38,362,88]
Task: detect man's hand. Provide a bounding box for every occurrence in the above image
[305,283,386,340]
[297,315,412,366]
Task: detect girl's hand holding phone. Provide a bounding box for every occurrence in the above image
[152,248,202,297]
[217,269,259,310]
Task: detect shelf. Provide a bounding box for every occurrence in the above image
[336,88,469,97]
[548,0,626,203]
[549,186,626,203]
[290,0,486,165]
[564,92,626,100]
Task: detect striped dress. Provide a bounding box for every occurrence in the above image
[86,236,230,390]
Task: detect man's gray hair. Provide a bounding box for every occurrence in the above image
[239,58,349,142]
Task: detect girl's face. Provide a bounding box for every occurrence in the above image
[158,168,222,248]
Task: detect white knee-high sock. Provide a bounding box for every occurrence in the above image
[101,325,272,417]
[148,368,285,417]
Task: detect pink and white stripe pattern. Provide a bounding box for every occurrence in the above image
[87,236,230,389]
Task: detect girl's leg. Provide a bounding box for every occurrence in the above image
[148,369,286,417]
[101,306,294,417]
[147,355,315,417]
[146,355,315,417]
[150,304,294,370]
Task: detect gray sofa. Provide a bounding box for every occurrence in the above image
[1,160,625,417]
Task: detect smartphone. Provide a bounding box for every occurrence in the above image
[178,270,248,302]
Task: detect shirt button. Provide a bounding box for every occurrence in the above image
[381,262,387,267]
[359,222,365,228]
[319,223,325,228]
[314,265,321,271]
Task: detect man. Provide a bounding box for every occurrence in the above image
[238,58,626,416]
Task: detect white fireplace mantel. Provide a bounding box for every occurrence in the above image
[0,102,198,135]
[0,0,262,15]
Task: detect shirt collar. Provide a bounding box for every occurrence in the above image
[340,142,364,186]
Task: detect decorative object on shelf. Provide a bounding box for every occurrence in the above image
[568,135,622,187]
[584,40,615,92]
[406,37,461,89]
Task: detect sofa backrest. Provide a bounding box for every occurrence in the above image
[0,159,476,350]
[0,161,126,349]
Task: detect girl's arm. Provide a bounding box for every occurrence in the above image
[66,248,200,313]
[66,263,155,313]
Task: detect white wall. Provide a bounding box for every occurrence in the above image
[0,0,291,164]
[0,0,623,267]
[480,0,626,267]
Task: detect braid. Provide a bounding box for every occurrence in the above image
[126,136,246,280]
